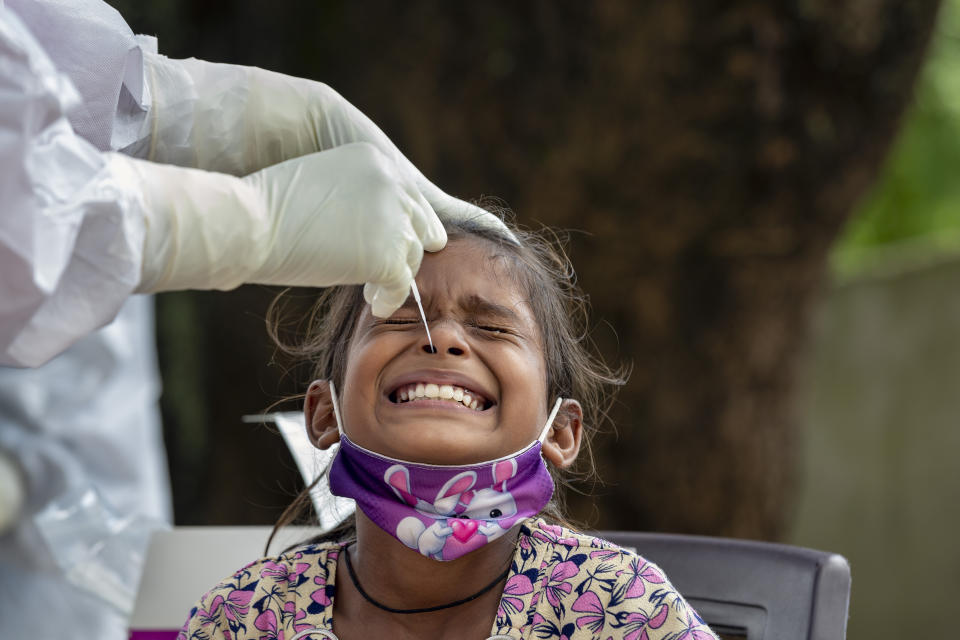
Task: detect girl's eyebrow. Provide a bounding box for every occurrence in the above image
[459,294,523,324]
[401,292,526,324]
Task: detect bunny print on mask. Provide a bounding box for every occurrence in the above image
[388,460,521,560]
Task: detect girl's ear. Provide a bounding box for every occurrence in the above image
[305,380,340,450]
[542,399,583,469]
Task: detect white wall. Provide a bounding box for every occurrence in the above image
[790,257,960,638]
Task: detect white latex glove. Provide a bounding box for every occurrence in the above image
[141,52,513,239]
[111,142,444,316]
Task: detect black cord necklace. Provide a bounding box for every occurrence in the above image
[342,544,511,615]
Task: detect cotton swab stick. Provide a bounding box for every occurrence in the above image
[410,279,434,353]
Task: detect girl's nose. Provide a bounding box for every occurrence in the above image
[421,320,467,356]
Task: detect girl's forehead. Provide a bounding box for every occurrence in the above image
[418,238,528,306]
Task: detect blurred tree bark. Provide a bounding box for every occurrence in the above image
[117,1,940,538]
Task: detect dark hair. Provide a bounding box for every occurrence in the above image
[266,205,626,550]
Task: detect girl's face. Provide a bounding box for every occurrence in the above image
[338,237,551,465]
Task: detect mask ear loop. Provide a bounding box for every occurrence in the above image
[328,380,345,436]
[538,397,564,444]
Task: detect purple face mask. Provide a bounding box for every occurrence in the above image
[327,382,561,561]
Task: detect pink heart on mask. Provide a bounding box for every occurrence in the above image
[451,519,479,543]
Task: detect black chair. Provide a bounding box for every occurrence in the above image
[597,531,851,640]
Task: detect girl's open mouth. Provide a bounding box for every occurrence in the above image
[388,382,494,411]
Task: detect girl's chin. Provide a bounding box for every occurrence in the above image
[368,429,506,466]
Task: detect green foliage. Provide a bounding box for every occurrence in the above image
[833,0,960,279]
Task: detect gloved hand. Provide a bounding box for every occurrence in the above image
[140,52,513,240]
[110,142,445,316]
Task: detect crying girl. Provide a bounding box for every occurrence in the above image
[177,212,718,640]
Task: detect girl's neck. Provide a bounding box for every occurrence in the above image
[333,511,517,638]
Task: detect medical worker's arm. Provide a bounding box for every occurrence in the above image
[11,0,495,232]
[0,8,440,367]
[10,0,511,309]
[136,54,506,236]
[111,145,445,313]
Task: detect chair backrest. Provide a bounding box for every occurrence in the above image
[597,531,851,640]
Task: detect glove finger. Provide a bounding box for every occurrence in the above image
[416,178,517,244]
[366,263,415,318]
[399,178,446,253]
[381,200,424,282]
[406,228,425,277]
[363,281,378,307]
[364,227,421,317]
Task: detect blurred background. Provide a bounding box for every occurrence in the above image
[107,1,958,638]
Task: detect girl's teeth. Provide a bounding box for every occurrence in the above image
[397,383,486,410]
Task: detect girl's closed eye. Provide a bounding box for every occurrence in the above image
[376,317,420,327]
[470,321,514,336]
[377,315,513,333]
[479,325,508,334]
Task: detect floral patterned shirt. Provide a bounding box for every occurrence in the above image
[178,518,717,640]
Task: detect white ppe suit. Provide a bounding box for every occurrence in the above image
[0,3,170,636]
[0,1,503,637]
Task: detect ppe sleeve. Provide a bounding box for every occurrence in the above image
[0,7,147,368]
[5,0,153,154]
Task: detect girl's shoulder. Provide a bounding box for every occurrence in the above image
[519,518,630,554]
[176,540,344,640]
[517,518,648,570]
[504,519,718,639]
